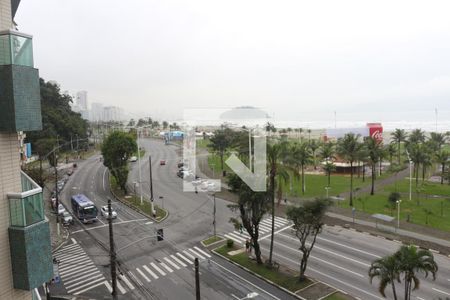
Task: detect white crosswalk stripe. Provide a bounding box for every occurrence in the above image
[194,246,211,258]
[188,248,205,259]
[170,254,187,267]
[164,257,180,270]
[225,234,244,244]
[136,267,151,282]
[177,252,193,264]
[150,262,166,276]
[160,262,173,273]
[116,280,126,294]
[143,265,159,279]
[55,242,109,296]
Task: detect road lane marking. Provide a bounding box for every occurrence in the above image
[65,273,103,290]
[71,278,107,295]
[104,281,112,293]
[71,218,148,234]
[160,262,173,273]
[277,233,370,267]
[259,224,293,242]
[59,264,96,276]
[64,270,100,284]
[194,246,211,258]
[164,257,180,270]
[316,236,381,258]
[136,267,151,282]
[272,241,364,278]
[188,248,205,260]
[433,288,450,296]
[97,218,105,225]
[145,221,153,225]
[71,238,77,244]
[143,265,159,279]
[170,255,187,267]
[177,252,193,264]
[68,277,104,294]
[257,246,382,300]
[150,262,166,276]
[210,260,281,300]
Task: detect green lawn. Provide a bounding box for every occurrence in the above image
[196,139,210,149]
[323,292,353,300]
[348,190,450,232]
[215,245,312,293]
[385,178,450,197]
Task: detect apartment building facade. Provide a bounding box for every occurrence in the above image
[0,0,52,299]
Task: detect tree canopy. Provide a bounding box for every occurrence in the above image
[25,78,88,150]
[101,131,137,193]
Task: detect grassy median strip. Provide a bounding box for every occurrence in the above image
[323,292,354,300]
[202,236,223,246]
[215,245,312,293]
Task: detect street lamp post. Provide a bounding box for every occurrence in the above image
[213,193,216,238]
[325,186,331,199]
[396,199,402,229]
[137,128,143,205]
[405,149,412,201]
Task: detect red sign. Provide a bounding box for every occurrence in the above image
[367,123,383,143]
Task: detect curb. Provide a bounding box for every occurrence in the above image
[108,172,169,223]
[212,249,307,300]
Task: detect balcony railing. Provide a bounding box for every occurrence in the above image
[7,171,44,227]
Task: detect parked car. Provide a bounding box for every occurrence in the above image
[62,211,74,225]
[100,206,117,219]
[129,156,138,162]
[58,204,66,215]
[160,160,166,165]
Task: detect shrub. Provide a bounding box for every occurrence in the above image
[226,239,234,248]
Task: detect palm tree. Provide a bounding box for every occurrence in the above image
[309,139,321,170]
[266,141,289,266]
[369,255,400,299]
[391,129,408,165]
[386,143,397,167]
[435,151,449,184]
[289,142,312,195]
[337,133,364,206]
[408,129,426,144]
[429,132,447,151]
[307,129,312,142]
[323,162,336,187]
[408,144,425,186]
[366,137,383,195]
[395,245,438,300]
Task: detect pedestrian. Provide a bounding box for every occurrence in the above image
[239,224,243,234]
[249,239,253,254]
[245,239,250,253]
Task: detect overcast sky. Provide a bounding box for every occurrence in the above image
[16,0,450,123]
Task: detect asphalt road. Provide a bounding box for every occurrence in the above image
[132,138,450,300]
[51,144,296,300]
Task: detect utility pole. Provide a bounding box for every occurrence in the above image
[108,198,118,299]
[54,152,60,236]
[149,155,155,217]
[195,258,200,300]
[213,193,216,238]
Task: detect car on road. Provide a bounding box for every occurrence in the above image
[62,211,74,225]
[100,206,117,219]
[160,160,166,165]
[177,162,184,168]
[129,156,138,162]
